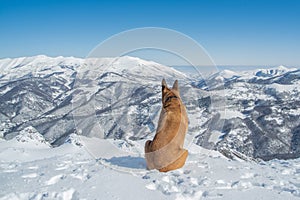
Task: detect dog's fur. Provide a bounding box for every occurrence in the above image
[145,79,188,172]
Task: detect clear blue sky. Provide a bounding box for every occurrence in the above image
[0,0,299,66]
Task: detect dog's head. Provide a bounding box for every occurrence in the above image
[161,79,181,109]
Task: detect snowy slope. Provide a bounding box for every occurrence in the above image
[0,55,194,145]
[0,134,299,200]
[196,65,300,161]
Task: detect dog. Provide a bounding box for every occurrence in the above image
[145,79,188,172]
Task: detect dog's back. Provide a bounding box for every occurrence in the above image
[145,79,188,172]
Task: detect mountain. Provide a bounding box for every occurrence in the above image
[0,56,203,145]
[71,56,194,142]
[253,65,296,77]
[0,55,80,145]
[197,65,300,160]
[0,56,299,162]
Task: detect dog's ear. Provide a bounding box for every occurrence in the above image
[162,79,167,91]
[172,80,179,92]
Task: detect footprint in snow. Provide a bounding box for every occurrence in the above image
[55,163,70,171]
[70,170,91,181]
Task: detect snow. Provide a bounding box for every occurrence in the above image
[0,56,300,199]
[240,65,298,79]
[266,83,300,93]
[0,134,299,200]
[219,109,245,119]
[0,55,81,83]
[219,69,239,79]
[289,108,300,115]
[15,126,51,148]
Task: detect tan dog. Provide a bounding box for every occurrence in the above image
[145,79,188,172]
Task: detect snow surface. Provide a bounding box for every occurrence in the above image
[266,83,300,93]
[0,133,299,200]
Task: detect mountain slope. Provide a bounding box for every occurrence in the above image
[0,56,205,146]
[197,65,300,160]
[0,56,299,161]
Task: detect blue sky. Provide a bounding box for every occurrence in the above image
[0,0,299,66]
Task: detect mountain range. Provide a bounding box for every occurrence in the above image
[0,55,299,161]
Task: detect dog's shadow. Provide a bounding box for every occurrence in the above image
[104,156,147,169]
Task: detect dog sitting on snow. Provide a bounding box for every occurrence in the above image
[145,79,188,172]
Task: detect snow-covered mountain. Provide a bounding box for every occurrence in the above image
[0,55,80,145]
[1,56,300,199]
[253,65,297,77]
[0,55,299,162]
[196,65,300,161]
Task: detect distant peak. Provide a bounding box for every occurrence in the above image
[219,69,238,78]
[276,65,288,70]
